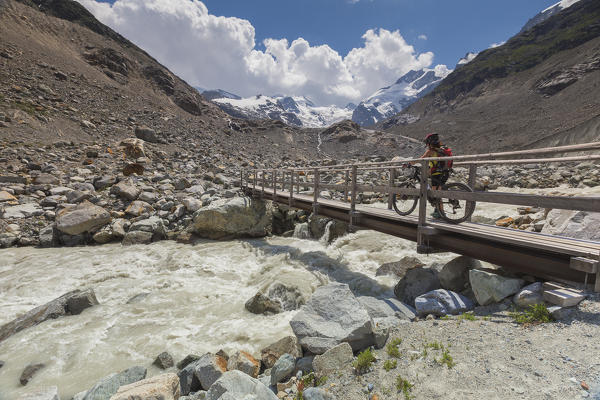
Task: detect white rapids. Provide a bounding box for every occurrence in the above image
[0,232,454,399]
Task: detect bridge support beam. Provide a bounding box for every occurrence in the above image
[417,161,429,252]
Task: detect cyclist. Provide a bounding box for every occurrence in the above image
[419,133,451,218]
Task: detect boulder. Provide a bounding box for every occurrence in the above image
[39,225,58,247]
[33,174,59,185]
[153,351,175,369]
[205,370,277,400]
[302,387,334,400]
[93,176,117,191]
[376,256,425,277]
[109,373,180,400]
[190,197,272,240]
[0,289,99,343]
[289,283,374,354]
[110,179,140,201]
[0,190,18,203]
[260,336,302,370]
[512,282,544,308]
[2,203,44,218]
[541,209,600,241]
[20,363,46,385]
[312,342,353,377]
[177,354,201,369]
[120,138,146,159]
[17,386,59,400]
[125,200,154,217]
[227,351,260,378]
[0,232,19,248]
[270,353,296,385]
[178,361,201,396]
[0,174,27,184]
[193,353,228,390]
[438,256,481,292]
[55,201,111,235]
[122,216,166,245]
[82,366,147,400]
[183,197,202,213]
[414,289,475,317]
[357,296,416,328]
[244,292,281,315]
[469,269,524,306]
[134,126,159,143]
[394,267,441,306]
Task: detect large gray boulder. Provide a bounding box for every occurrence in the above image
[469,269,524,306]
[541,209,600,241]
[110,179,140,201]
[55,201,111,235]
[270,353,296,385]
[414,289,475,317]
[312,342,353,377]
[122,216,166,245]
[394,267,441,306]
[513,282,544,308]
[437,256,481,292]
[110,373,180,400]
[260,336,302,369]
[82,366,146,400]
[227,351,260,378]
[302,387,335,400]
[2,203,44,218]
[193,353,228,391]
[290,283,374,354]
[205,370,278,400]
[376,256,424,277]
[190,197,272,240]
[357,296,416,328]
[0,289,98,343]
[134,126,160,143]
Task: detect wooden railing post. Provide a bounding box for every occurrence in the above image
[387,167,396,210]
[273,170,277,199]
[261,170,265,199]
[349,165,358,229]
[344,169,350,202]
[417,160,429,253]
[289,169,294,207]
[313,168,319,215]
[467,164,478,222]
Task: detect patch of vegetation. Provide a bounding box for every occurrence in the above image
[396,376,415,400]
[10,101,40,116]
[386,337,402,358]
[353,348,376,374]
[457,312,477,322]
[511,303,554,325]
[383,359,397,371]
[435,348,456,369]
[295,372,327,399]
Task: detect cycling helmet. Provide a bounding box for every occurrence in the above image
[424,133,439,145]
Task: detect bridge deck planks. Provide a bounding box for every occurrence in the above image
[253,187,600,261]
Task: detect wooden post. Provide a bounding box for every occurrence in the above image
[289,170,294,207]
[261,170,265,199]
[240,170,243,189]
[273,170,277,199]
[387,167,396,210]
[468,164,477,190]
[349,165,358,229]
[253,171,257,194]
[344,169,350,202]
[467,164,477,222]
[417,160,429,252]
[313,168,319,215]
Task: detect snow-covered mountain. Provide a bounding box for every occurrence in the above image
[209,93,353,128]
[201,89,240,101]
[351,66,452,126]
[519,0,582,34]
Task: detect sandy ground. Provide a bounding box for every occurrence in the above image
[319,294,600,400]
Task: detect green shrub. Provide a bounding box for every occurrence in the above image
[383,359,397,371]
[386,337,402,358]
[457,312,477,321]
[438,348,456,369]
[511,303,554,324]
[396,376,414,400]
[353,348,376,374]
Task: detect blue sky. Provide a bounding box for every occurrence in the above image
[200,0,558,69]
[81,0,563,106]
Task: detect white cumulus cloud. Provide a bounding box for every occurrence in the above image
[76,0,442,106]
[418,34,428,40]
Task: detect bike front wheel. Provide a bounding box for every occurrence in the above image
[392,183,419,216]
[436,182,476,224]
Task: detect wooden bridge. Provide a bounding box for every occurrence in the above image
[242,142,600,291]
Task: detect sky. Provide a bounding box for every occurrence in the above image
[77,0,565,107]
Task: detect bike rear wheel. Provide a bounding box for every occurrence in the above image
[436,182,475,224]
[392,183,419,216]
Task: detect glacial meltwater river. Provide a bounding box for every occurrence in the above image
[0,186,593,399]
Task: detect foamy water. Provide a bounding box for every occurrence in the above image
[0,185,595,399]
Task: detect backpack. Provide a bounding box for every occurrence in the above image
[436,146,453,171]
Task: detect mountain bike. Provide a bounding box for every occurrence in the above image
[391,164,475,224]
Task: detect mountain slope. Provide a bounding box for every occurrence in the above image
[380,0,600,153]
[351,67,451,126]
